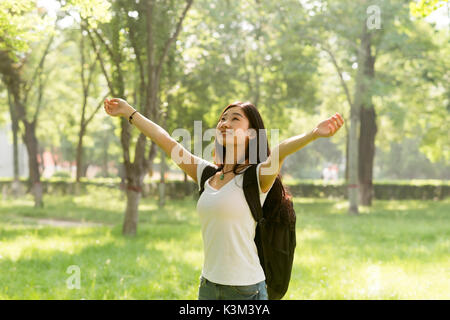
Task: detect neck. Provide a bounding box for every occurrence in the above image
[222,161,249,172]
[220,142,248,172]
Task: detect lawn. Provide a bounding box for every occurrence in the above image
[0,185,449,299]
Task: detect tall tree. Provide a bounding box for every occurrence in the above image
[0,0,110,205]
[123,0,193,235]
[86,0,194,235]
[0,2,56,206]
[293,0,444,210]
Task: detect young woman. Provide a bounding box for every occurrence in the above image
[104,98,344,300]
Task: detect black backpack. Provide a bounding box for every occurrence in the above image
[199,163,296,300]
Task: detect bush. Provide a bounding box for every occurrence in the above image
[52,171,72,179]
[0,178,448,200]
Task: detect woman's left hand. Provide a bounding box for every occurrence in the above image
[312,113,344,138]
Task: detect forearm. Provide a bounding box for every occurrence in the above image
[278,129,318,160]
[125,107,177,156]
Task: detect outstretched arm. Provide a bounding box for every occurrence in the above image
[258,113,344,193]
[104,98,203,183]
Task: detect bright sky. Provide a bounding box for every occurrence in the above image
[37,0,78,28]
[37,0,60,17]
[37,0,449,30]
[425,2,450,30]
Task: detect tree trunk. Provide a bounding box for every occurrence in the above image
[183,171,190,195]
[122,185,142,236]
[158,149,166,208]
[358,35,377,206]
[359,104,377,206]
[23,121,43,207]
[8,92,22,197]
[38,145,45,176]
[102,128,110,177]
[75,125,85,194]
[348,24,373,215]
[76,125,86,183]
[348,101,360,215]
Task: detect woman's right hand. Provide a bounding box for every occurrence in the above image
[104,98,134,118]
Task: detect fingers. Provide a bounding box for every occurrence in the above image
[104,98,118,105]
[104,101,110,114]
[330,115,340,127]
[104,98,117,110]
[104,99,114,114]
[329,113,344,131]
[334,113,344,126]
[327,113,344,136]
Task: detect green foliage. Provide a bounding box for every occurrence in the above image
[51,171,72,179]
[0,0,448,185]
[1,178,448,201]
[409,0,446,17]
[374,138,450,179]
[0,0,53,57]
[64,0,112,26]
[173,0,319,133]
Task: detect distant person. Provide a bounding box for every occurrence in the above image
[330,164,339,181]
[104,98,344,300]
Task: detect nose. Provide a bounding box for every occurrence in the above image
[219,121,231,132]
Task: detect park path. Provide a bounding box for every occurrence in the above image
[16,217,107,227]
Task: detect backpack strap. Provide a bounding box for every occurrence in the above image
[243,164,267,287]
[243,164,265,225]
[199,165,219,196]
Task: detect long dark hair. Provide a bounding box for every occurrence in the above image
[213,101,292,205]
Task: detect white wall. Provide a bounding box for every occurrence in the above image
[0,123,28,178]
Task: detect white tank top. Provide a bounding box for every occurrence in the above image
[196,158,274,285]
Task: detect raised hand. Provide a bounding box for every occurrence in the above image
[312,113,344,138]
[104,98,134,118]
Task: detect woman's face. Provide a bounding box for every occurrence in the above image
[216,106,251,147]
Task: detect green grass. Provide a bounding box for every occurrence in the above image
[0,186,449,299]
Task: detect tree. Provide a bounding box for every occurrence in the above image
[75,24,109,189]
[85,0,194,236]
[0,0,56,206]
[292,0,447,211]
[0,0,111,206]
